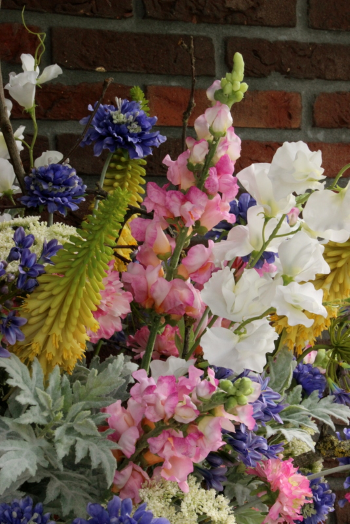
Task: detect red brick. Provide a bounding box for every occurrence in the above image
[52,28,215,76]
[2,0,132,18]
[147,86,301,129]
[0,23,40,64]
[10,82,130,120]
[56,134,109,176]
[227,37,350,80]
[21,134,50,172]
[142,0,296,27]
[309,0,350,31]
[314,93,350,128]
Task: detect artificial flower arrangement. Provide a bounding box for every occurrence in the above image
[2,22,350,524]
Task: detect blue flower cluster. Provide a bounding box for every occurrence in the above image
[206,194,257,241]
[0,310,26,347]
[293,363,327,398]
[73,496,169,524]
[242,250,277,270]
[250,375,286,425]
[224,424,283,467]
[21,163,86,216]
[0,497,54,524]
[302,478,335,524]
[80,99,166,159]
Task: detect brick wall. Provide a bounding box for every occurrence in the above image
[1,0,350,192]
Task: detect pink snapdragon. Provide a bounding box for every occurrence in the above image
[166,186,208,227]
[213,126,241,163]
[130,217,173,256]
[186,138,209,166]
[128,324,179,360]
[205,154,239,201]
[143,182,174,218]
[287,206,300,226]
[205,101,233,135]
[206,79,221,102]
[247,458,312,524]
[102,400,143,458]
[122,263,163,309]
[199,193,236,231]
[87,261,132,343]
[113,462,150,504]
[178,241,216,284]
[163,150,196,190]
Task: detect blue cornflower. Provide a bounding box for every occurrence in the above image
[225,424,283,467]
[7,227,34,262]
[231,194,257,224]
[21,164,86,216]
[73,496,169,524]
[17,249,44,291]
[38,238,63,264]
[194,465,227,491]
[0,497,54,524]
[302,478,335,524]
[250,375,286,425]
[211,365,234,380]
[0,261,7,277]
[80,99,166,159]
[0,310,27,346]
[293,363,327,398]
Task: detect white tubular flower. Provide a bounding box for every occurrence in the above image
[278,230,330,282]
[201,266,271,322]
[271,281,327,327]
[267,141,326,200]
[0,125,25,159]
[0,158,19,196]
[211,205,291,264]
[34,150,64,168]
[5,54,62,110]
[303,185,350,243]
[201,318,278,373]
[237,163,296,217]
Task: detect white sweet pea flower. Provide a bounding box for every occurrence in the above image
[267,142,326,200]
[211,205,291,264]
[0,126,25,159]
[201,318,278,374]
[201,266,272,322]
[5,54,62,110]
[34,150,63,168]
[303,185,350,243]
[278,230,330,282]
[4,98,12,118]
[0,158,19,196]
[150,356,193,382]
[237,163,295,217]
[271,281,327,327]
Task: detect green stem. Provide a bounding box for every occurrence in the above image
[234,308,275,334]
[94,339,104,358]
[193,306,210,340]
[329,163,350,190]
[94,151,114,210]
[197,138,219,190]
[247,214,286,269]
[166,226,189,281]
[141,316,161,373]
[296,344,333,363]
[28,107,38,169]
[308,464,350,480]
[186,313,218,360]
[47,212,53,227]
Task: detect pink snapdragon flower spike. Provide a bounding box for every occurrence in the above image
[178,240,216,284]
[213,127,241,164]
[130,369,156,403]
[199,193,236,231]
[163,150,196,190]
[206,79,221,102]
[194,114,212,140]
[143,375,179,422]
[173,395,200,423]
[143,182,174,218]
[87,261,132,343]
[122,263,163,309]
[151,278,196,317]
[205,102,233,136]
[186,138,209,166]
[113,462,150,504]
[166,186,208,227]
[103,400,142,458]
[131,217,173,257]
[247,458,312,524]
[205,158,238,202]
[128,325,179,360]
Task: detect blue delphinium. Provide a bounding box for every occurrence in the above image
[206,194,257,241]
[21,164,86,216]
[73,496,169,524]
[293,363,327,398]
[211,365,234,380]
[0,497,54,524]
[302,478,335,524]
[7,227,34,262]
[242,250,277,270]
[80,99,166,159]
[17,248,45,292]
[224,424,284,467]
[0,310,27,346]
[38,238,62,264]
[250,375,286,425]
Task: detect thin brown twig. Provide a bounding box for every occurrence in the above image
[59,77,114,165]
[179,37,196,152]
[0,61,27,194]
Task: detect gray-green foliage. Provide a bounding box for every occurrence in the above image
[0,354,137,518]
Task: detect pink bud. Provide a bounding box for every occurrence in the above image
[206,79,221,102]
[205,102,233,135]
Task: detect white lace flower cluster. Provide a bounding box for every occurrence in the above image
[138,476,236,524]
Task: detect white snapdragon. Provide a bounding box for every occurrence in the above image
[211,205,291,264]
[271,282,327,327]
[237,163,296,217]
[201,318,278,373]
[201,266,271,322]
[267,141,326,199]
[278,230,330,282]
[303,184,350,243]
[34,150,64,167]
[0,125,25,159]
[150,357,192,382]
[5,53,62,110]
[0,158,19,196]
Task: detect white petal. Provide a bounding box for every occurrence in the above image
[4,98,12,118]
[150,357,192,382]
[271,282,327,327]
[34,150,63,168]
[21,53,37,72]
[211,225,252,263]
[0,158,16,195]
[0,213,13,223]
[37,64,63,84]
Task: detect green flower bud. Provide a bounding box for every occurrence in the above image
[225,397,238,412]
[232,80,240,91]
[236,394,248,406]
[223,82,233,95]
[240,82,249,93]
[219,379,235,393]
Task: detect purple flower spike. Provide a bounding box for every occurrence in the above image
[17,249,44,291]
[38,238,63,264]
[0,311,27,346]
[8,227,35,262]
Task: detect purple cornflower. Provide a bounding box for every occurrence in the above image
[0,497,54,524]
[7,227,34,262]
[0,310,27,346]
[302,478,335,524]
[293,363,327,398]
[73,496,169,524]
[250,375,286,425]
[194,465,227,491]
[21,164,86,216]
[225,424,284,467]
[17,248,44,292]
[79,99,166,159]
[38,238,63,264]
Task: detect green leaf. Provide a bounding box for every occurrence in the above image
[302,391,350,430]
[279,405,317,432]
[74,436,117,485]
[286,385,303,405]
[0,355,39,406]
[235,507,267,524]
[267,347,296,393]
[266,426,315,450]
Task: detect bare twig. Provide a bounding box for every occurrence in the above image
[0,61,27,194]
[113,252,131,264]
[0,204,26,209]
[179,37,196,152]
[59,77,114,164]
